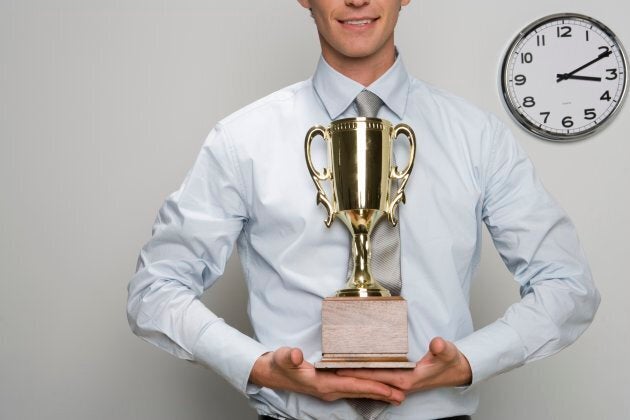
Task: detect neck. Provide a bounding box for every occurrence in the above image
[320,38,396,87]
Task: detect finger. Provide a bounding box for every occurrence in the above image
[331,374,406,403]
[347,379,406,403]
[336,368,405,384]
[316,370,407,403]
[336,368,421,393]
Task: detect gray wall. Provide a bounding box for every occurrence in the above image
[1,1,627,419]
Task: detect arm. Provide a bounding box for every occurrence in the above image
[338,117,599,393]
[454,117,600,385]
[127,125,405,403]
[127,125,269,394]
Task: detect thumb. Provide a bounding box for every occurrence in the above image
[289,347,304,367]
[274,347,304,368]
[429,337,457,362]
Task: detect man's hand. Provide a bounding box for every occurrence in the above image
[249,347,406,405]
[336,337,472,394]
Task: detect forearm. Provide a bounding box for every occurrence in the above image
[455,274,600,384]
[127,259,270,393]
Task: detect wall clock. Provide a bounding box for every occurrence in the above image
[500,13,627,141]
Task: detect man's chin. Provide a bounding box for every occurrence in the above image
[333,44,385,60]
[320,34,394,65]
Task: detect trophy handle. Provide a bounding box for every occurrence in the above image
[388,124,417,226]
[305,125,336,227]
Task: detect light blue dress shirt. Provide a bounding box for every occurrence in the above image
[127,55,600,419]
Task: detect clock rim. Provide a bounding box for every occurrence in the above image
[499,12,628,142]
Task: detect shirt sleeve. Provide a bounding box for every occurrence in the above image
[126,124,270,395]
[454,117,601,385]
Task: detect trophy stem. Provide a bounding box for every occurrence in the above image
[337,212,391,298]
[353,232,370,285]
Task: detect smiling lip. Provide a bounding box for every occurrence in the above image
[338,17,379,27]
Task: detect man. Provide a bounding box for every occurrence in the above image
[127,1,600,419]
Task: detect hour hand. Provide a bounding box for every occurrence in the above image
[557,49,612,82]
[556,74,602,82]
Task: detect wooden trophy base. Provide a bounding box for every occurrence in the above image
[315,296,416,369]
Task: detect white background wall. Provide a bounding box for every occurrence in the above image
[1,1,628,419]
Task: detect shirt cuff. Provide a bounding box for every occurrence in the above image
[454,319,526,385]
[192,319,270,395]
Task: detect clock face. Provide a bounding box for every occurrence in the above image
[501,13,628,141]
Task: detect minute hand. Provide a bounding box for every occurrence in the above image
[557,49,612,82]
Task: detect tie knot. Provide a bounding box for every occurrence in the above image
[355,90,383,118]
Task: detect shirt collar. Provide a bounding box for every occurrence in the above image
[312,52,410,120]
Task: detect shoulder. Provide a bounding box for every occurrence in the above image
[217,79,314,131]
[407,77,508,149]
[409,77,497,126]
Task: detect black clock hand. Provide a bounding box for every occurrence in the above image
[557,49,612,82]
[555,74,602,82]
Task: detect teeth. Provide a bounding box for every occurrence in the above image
[344,19,373,25]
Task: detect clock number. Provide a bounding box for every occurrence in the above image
[537,35,546,47]
[520,52,533,64]
[586,30,590,42]
[557,26,572,38]
[584,109,597,120]
[523,96,536,108]
[601,90,611,101]
[562,116,574,128]
[514,74,527,85]
[540,112,550,124]
[606,69,618,80]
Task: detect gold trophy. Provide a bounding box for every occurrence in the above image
[305,117,417,369]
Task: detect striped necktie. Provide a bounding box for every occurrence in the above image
[352,89,402,296]
[347,90,402,420]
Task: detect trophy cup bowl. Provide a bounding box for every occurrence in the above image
[305,117,417,368]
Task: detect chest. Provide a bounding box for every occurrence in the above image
[243,126,484,250]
